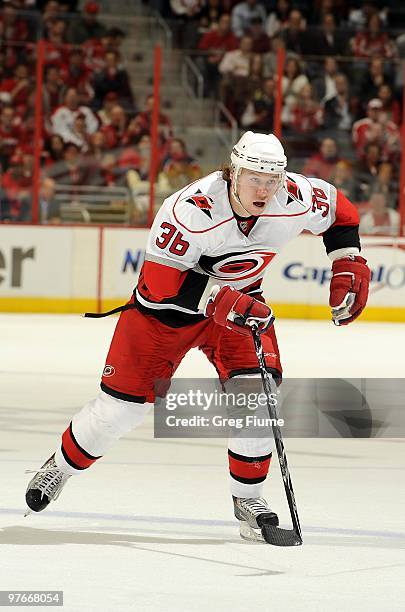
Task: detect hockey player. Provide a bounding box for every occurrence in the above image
[25,132,370,542]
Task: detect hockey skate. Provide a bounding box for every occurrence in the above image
[233,496,279,543]
[25,455,71,515]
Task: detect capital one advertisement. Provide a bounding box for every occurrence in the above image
[102,230,405,316]
[260,234,405,310]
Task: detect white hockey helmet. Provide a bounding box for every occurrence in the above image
[230,132,287,206]
[230,131,287,175]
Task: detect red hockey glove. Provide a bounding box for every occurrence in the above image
[204,285,274,336]
[329,256,371,326]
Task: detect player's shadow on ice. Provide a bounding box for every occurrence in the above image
[0,526,283,576]
[0,525,231,547]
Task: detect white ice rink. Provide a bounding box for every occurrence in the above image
[1,314,405,612]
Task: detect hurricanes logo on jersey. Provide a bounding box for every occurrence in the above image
[186,190,213,219]
[103,365,115,377]
[199,250,275,281]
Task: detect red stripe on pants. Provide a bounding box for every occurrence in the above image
[61,426,99,469]
[228,455,271,480]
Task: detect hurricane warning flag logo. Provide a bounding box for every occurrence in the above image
[186,191,213,219]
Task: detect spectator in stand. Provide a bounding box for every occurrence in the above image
[303,137,339,181]
[16,89,42,149]
[198,13,239,96]
[248,53,264,93]
[62,48,94,103]
[46,141,99,186]
[265,0,291,38]
[98,91,119,126]
[280,57,309,123]
[353,142,381,201]
[310,0,344,25]
[231,0,266,38]
[348,1,382,31]
[218,35,253,120]
[312,56,339,103]
[0,3,29,43]
[67,1,107,45]
[62,113,92,152]
[358,57,392,101]
[289,82,324,132]
[161,138,201,190]
[286,83,323,137]
[247,17,271,54]
[240,76,275,131]
[42,65,64,116]
[0,105,22,171]
[42,1,63,22]
[369,161,398,203]
[262,34,294,79]
[92,50,134,111]
[44,134,65,168]
[107,28,126,56]
[129,94,173,148]
[198,0,228,32]
[313,12,348,57]
[351,13,395,59]
[43,18,69,70]
[83,31,112,73]
[39,177,61,224]
[101,104,128,149]
[377,83,401,125]
[329,160,356,201]
[0,63,31,111]
[121,133,152,181]
[281,9,310,55]
[360,191,400,236]
[352,98,400,161]
[1,149,34,221]
[51,87,99,142]
[168,0,206,49]
[323,72,354,132]
[87,130,115,185]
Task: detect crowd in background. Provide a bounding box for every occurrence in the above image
[158,0,404,236]
[0,0,202,223]
[0,0,403,236]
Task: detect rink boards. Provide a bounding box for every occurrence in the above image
[0,224,404,321]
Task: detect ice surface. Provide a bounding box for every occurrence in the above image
[1,315,404,612]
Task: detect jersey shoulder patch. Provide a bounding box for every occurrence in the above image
[184,191,214,219]
[285,172,313,205]
[171,172,233,233]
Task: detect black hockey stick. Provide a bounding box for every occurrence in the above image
[251,325,303,547]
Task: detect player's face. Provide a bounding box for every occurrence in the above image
[236,169,283,215]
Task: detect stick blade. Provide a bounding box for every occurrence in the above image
[261,525,302,547]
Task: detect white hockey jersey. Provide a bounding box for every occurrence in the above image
[135,170,359,327]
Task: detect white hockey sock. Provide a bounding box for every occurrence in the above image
[55,391,152,475]
[225,374,274,498]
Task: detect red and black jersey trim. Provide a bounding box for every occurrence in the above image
[101,382,147,404]
[229,367,282,385]
[323,224,361,255]
[228,448,272,484]
[61,422,102,470]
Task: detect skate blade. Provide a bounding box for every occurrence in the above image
[24,507,32,517]
[239,521,266,544]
